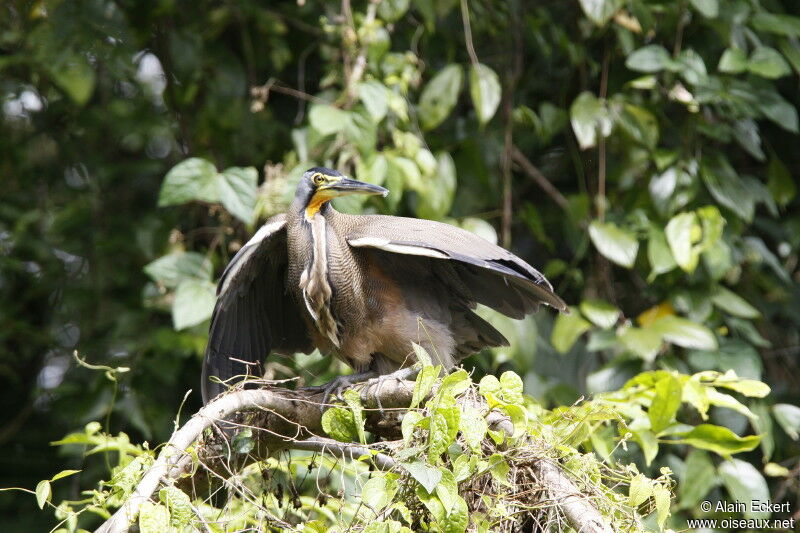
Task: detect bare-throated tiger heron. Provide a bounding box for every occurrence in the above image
[201,167,567,403]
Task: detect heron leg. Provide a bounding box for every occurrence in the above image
[305,370,378,409]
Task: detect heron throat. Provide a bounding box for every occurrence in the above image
[298,214,340,347]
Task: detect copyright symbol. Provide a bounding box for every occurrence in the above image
[700,500,712,512]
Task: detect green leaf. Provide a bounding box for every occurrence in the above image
[35,479,51,509]
[50,469,81,482]
[755,89,798,133]
[434,469,458,515]
[654,484,671,530]
[428,406,460,460]
[439,369,471,399]
[718,459,770,519]
[625,45,674,73]
[619,326,662,362]
[751,12,800,38]
[158,158,219,206]
[499,371,524,404]
[570,91,612,150]
[344,389,366,444]
[378,0,410,22]
[773,403,800,440]
[138,502,171,533]
[411,365,440,408]
[158,486,193,528]
[674,424,760,456]
[718,48,748,73]
[649,374,683,433]
[358,81,389,123]
[652,316,717,351]
[551,309,591,354]
[362,474,398,511]
[144,251,212,289]
[701,159,754,221]
[459,407,487,451]
[419,64,463,130]
[414,152,457,220]
[401,460,442,494]
[617,104,659,149]
[588,221,639,268]
[665,212,701,272]
[711,286,760,319]
[402,411,423,444]
[51,56,96,106]
[218,167,258,224]
[633,429,659,466]
[689,0,718,18]
[469,64,501,125]
[579,299,620,329]
[309,104,349,135]
[439,493,468,533]
[321,406,358,442]
[232,427,254,454]
[171,279,215,330]
[767,156,796,206]
[578,0,621,26]
[647,228,677,281]
[747,47,791,79]
[678,449,717,509]
[628,473,652,507]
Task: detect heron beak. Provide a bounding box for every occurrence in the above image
[327,177,389,197]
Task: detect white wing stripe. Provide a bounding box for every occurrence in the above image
[348,237,449,259]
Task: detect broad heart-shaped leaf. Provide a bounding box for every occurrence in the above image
[678,449,717,509]
[158,158,219,206]
[570,91,612,150]
[625,45,674,73]
[628,473,652,508]
[578,0,621,26]
[649,373,683,433]
[469,63,501,125]
[689,0,718,18]
[711,286,760,318]
[579,299,620,329]
[673,424,760,456]
[551,308,591,354]
[419,64,463,130]
[665,211,701,273]
[218,167,258,225]
[321,406,359,442]
[358,81,389,123]
[144,251,212,289]
[718,459,770,519]
[747,46,791,79]
[653,484,670,530]
[773,403,800,440]
[158,486,193,528]
[400,460,442,494]
[171,279,215,330]
[651,315,717,351]
[138,501,171,533]
[361,474,398,511]
[588,221,639,268]
[309,104,349,135]
[718,48,747,73]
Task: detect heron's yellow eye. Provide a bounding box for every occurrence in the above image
[312,173,325,186]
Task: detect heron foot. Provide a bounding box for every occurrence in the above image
[360,366,420,413]
[305,370,377,409]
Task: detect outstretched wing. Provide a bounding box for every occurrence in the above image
[202,215,312,403]
[345,214,567,318]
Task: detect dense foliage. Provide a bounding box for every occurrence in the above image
[2,0,799,531]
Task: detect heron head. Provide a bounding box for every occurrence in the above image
[298,167,388,220]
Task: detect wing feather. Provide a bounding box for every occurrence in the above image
[202,215,312,403]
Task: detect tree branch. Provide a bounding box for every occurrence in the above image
[95,378,613,533]
[510,145,570,210]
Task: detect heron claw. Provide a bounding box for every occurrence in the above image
[305,371,377,410]
[361,366,420,414]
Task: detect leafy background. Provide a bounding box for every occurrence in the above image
[1,0,799,530]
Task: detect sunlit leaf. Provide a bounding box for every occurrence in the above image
[570,92,612,149]
[588,221,639,268]
[551,308,591,354]
[773,403,800,440]
[652,315,717,351]
[171,279,215,330]
[469,64,501,125]
[711,286,760,319]
[626,45,674,72]
[419,64,463,130]
[673,424,760,455]
[309,104,349,136]
[718,459,770,519]
[649,373,683,433]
